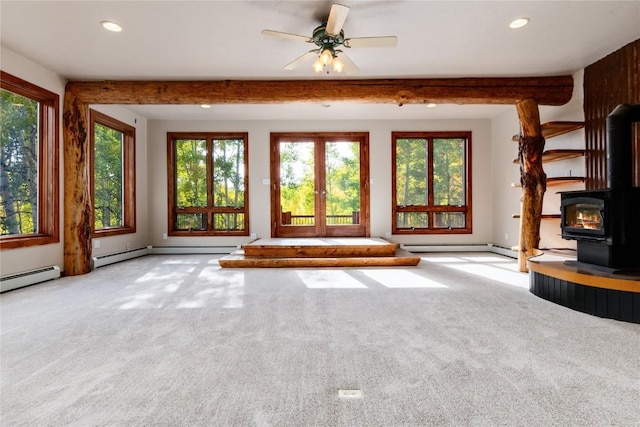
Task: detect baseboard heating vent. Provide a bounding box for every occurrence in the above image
[1,265,61,293]
[401,243,492,253]
[485,243,517,259]
[149,246,236,255]
[92,247,149,269]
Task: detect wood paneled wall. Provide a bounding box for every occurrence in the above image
[584,39,640,189]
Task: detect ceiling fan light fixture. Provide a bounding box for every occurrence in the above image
[332,56,344,73]
[312,58,324,73]
[320,48,334,66]
[509,17,530,29]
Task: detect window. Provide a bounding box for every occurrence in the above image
[167,132,249,236]
[392,132,472,234]
[90,110,135,236]
[0,71,59,249]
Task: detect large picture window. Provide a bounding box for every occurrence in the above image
[0,71,59,249]
[90,110,136,236]
[167,132,249,236]
[392,132,472,234]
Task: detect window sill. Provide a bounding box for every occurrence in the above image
[0,234,60,250]
[93,226,136,238]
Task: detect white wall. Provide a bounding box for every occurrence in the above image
[0,47,66,276]
[491,70,586,250]
[147,118,493,247]
[89,105,149,257]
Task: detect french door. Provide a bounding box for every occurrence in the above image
[270,132,370,238]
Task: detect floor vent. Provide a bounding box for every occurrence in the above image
[92,247,150,269]
[1,265,61,293]
[338,389,363,399]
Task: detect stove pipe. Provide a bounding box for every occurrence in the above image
[606,104,640,189]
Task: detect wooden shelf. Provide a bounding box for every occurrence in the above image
[511,176,585,188]
[512,214,560,219]
[513,149,585,164]
[512,121,584,141]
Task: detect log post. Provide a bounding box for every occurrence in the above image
[515,98,546,272]
[63,92,92,275]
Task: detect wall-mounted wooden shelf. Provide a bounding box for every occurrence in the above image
[511,176,585,188]
[512,214,561,219]
[512,149,585,164]
[512,121,585,142]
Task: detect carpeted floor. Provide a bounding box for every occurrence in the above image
[1,253,639,426]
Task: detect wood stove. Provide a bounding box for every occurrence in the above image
[560,104,640,271]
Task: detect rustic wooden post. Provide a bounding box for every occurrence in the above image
[515,98,546,272]
[63,92,92,275]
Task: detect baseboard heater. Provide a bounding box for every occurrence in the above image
[1,265,61,293]
[401,243,518,259]
[92,247,150,269]
[149,246,236,255]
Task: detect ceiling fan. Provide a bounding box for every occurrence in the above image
[261,4,397,75]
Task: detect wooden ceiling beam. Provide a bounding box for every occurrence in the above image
[66,76,573,106]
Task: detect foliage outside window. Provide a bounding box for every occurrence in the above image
[90,110,135,236]
[0,71,59,249]
[392,132,472,234]
[167,132,249,236]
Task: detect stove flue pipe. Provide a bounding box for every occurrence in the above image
[606,103,640,189]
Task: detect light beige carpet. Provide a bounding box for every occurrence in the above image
[1,253,639,426]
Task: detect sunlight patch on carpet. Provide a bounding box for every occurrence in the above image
[359,269,448,288]
[297,270,368,289]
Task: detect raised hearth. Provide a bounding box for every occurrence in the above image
[529,259,640,323]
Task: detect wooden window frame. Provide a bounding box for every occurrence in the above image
[89,109,136,237]
[0,71,60,249]
[167,132,249,236]
[392,131,472,235]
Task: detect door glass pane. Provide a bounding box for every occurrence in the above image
[280,142,315,226]
[212,138,244,208]
[395,138,427,206]
[325,141,360,226]
[433,138,465,206]
[175,139,207,208]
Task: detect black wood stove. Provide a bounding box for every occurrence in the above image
[560,104,640,271]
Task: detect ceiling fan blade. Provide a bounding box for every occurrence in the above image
[261,29,311,43]
[344,36,398,48]
[337,52,359,75]
[284,51,318,70]
[325,4,349,36]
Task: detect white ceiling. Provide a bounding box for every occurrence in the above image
[2,1,639,120]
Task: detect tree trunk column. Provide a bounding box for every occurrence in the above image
[516,98,546,272]
[63,93,92,275]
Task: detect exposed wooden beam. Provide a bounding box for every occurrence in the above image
[66,76,573,106]
[61,76,573,276]
[515,98,546,273]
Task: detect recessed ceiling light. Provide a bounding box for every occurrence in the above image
[427,103,437,108]
[101,21,122,32]
[200,104,211,109]
[509,18,530,29]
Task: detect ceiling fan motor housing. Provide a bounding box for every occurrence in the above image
[312,25,345,56]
